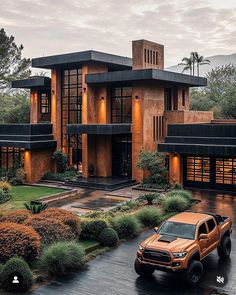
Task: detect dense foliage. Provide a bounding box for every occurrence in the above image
[136,206,162,227]
[40,241,85,276]
[162,195,190,213]
[190,64,236,119]
[0,209,31,223]
[136,150,168,189]
[0,257,33,292]
[81,219,108,240]
[112,215,140,239]
[98,228,119,247]
[166,190,193,203]
[24,202,48,214]
[52,150,69,173]
[0,222,40,263]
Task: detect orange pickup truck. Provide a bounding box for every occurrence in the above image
[135,211,232,286]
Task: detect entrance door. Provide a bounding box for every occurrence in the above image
[112,135,132,178]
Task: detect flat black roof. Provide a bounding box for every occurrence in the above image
[12,76,51,89]
[85,69,207,87]
[32,50,132,70]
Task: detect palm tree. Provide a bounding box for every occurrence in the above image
[178,57,193,75]
[192,52,211,76]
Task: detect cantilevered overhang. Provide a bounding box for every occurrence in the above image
[12,76,51,89]
[32,50,132,71]
[85,68,207,87]
[158,123,236,156]
[67,124,132,135]
[0,124,56,149]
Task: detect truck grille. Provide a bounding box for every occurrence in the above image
[143,249,171,263]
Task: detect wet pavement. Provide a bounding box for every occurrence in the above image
[31,190,236,295]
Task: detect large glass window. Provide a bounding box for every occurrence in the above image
[111,87,132,123]
[0,147,24,171]
[186,156,210,182]
[40,91,51,114]
[216,158,236,185]
[61,69,82,148]
[164,88,172,111]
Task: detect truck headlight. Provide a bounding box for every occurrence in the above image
[138,245,144,252]
[173,251,187,258]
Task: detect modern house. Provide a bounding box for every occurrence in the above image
[0,39,235,191]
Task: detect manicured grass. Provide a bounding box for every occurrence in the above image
[0,185,66,214]
[78,239,100,252]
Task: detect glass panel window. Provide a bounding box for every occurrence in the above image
[216,157,235,185]
[40,91,51,114]
[187,156,210,182]
[61,68,82,148]
[0,147,24,171]
[111,86,132,123]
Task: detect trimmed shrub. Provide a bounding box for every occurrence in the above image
[162,196,189,213]
[136,206,162,227]
[43,171,76,181]
[40,241,85,276]
[0,209,31,224]
[40,208,81,237]
[98,228,119,247]
[0,257,33,292]
[112,215,140,239]
[24,216,75,245]
[0,222,40,263]
[0,189,11,204]
[167,190,193,203]
[81,219,108,240]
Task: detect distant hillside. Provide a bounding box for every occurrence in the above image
[166,53,236,76]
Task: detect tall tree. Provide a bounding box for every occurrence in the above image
[0,28,31,92]
[179,57,193,75]
[192,52,211,76]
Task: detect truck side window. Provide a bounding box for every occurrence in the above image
[198,223,207,237]
[207,219,216,232]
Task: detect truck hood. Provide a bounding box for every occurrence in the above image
[142,234,195,252]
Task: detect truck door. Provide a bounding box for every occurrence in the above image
[198,222,208,257]
[206,218,219,253]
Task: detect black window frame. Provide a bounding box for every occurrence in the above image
[111,86,132,124]
[40,90,51,114]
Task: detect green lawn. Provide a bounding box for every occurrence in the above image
[0,185,66,214]
[78,239,100,252]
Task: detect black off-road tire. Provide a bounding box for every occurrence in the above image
[134,258,154,277]
[184,260,203,286]
[218,236,231,258]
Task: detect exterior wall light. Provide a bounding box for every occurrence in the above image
[83,87,87,92]
[101,96,105,100]
[135,95,139,100]
[52,90,55,95]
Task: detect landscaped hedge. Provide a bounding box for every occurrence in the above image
[39,208,81,237]
[166,190,193,203]
[162,195,190,213]
[81,219,108,240]
[98,228,119,247]
[40,241,85,276]
[24,215,75,245]
[0,209,31,224]
[136,206,162,227]
[0,222,40,263]
[0,257,33,292]
[111,215,140,239]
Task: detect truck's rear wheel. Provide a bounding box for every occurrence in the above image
[218,236,231,258]
[185,260,203,286]
[134,258,154,277]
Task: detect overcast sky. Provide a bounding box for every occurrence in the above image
[0,0,236,67]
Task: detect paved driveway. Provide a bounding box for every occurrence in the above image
[32,190,236,295]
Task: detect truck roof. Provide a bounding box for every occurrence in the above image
[168,212,210,225]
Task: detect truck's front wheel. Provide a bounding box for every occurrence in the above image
[185,260,203,286]
[218,236,231,258]
[134,258,154,277]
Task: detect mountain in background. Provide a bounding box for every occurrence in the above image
[165,53,236,76]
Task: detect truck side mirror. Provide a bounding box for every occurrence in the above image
[199,233,208,240]
[154,227,158,233]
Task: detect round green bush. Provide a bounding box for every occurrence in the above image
[81,219,108,240]
[40,241,85,276]
[98,228,119,247]
[136,206,162,227]
[112,215,140,239]
[167,190,192,203]
[163,195,189,213]
[0,257,33,292]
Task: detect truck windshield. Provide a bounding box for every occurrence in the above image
[158,221,196,240]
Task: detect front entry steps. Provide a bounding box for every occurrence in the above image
[65,177,136,191]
